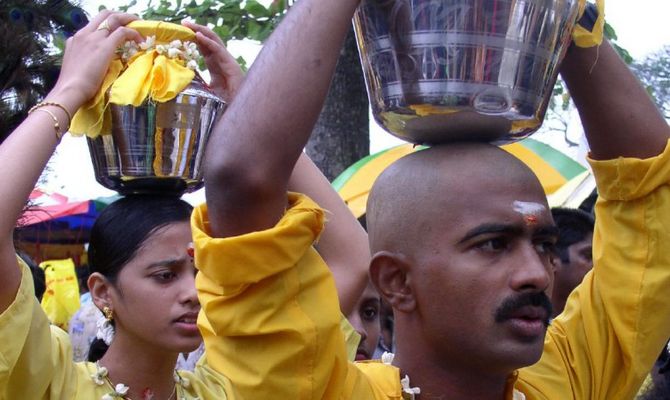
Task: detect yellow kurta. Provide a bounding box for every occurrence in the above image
[0,258,236,399]
[193,140,670,399]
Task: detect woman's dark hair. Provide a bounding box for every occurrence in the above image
[87,194,193,362]
[88,194,193,283]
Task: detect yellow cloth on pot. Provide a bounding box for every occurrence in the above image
[573,0,605,48]
[70,21,196,138]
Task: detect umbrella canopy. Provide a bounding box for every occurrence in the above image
[333,139,587,218]
[16,189,119,244]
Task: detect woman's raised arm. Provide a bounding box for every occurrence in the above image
[0,11,142,312]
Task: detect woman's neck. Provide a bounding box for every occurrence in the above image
[99,331,180,400]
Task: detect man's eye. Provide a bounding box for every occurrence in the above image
[478,238,508,252]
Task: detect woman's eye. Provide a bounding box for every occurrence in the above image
[362,306,379,321]
[153,271,177,282]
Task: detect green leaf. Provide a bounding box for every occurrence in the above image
[244,0,269,18]
[213,25,231,41]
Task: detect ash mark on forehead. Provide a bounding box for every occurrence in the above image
[512,201,546,216]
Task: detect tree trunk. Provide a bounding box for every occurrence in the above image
[306,27,370,181]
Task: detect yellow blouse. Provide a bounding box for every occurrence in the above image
[0,258,237,400]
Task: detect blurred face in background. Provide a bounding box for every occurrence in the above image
[348,281,381,361]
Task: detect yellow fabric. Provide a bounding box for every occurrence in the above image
[194,140,670,399]
[516,139,670,399]
[342,316,362,362]
[0,257,237,399]
[39,258,80,331]
[69,21,196,138]
[193,193,351,399]
[573,0,606,48]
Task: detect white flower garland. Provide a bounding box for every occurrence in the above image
[381,352,421,399]
[92,362,198,400]
[120,35,201,70]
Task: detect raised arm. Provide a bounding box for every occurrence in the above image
[518,39,670,398]
[0,12,141,312]
[289,154,370,315]
[560,40,670,159]
[185,20,370,315]
[203,0,361,238]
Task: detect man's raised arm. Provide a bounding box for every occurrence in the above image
[204,0,361,238]
[561,41,669,159]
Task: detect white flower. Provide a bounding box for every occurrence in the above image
[114,383,129,396]
[400,375,420,400]
[186,60,198,71]
[170,39,183,48]
[101,394,114,400]
[139,35,156,50]
[96,317,115,346]
[513,389,527,400]
[91,365,108,385]
[381,351,394,365]
[156,44,167,55]
[174,371,191,388]
[119,41,139,61]
[167,47,183,59]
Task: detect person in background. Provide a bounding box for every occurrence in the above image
[348,281,381,361]
[550,207,594,317]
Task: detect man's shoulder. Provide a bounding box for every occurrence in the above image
[353,359,402,398]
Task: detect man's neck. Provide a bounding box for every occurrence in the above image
[392,349,513,400]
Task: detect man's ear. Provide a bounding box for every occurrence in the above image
[88,272,114,311]
[369,251,416,313]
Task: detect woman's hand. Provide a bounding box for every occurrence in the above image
[49,11,143,112]
[182,21,244,103]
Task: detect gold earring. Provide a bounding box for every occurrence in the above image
[102,306,114,321]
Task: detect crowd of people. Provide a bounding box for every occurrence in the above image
[1,0,670,399]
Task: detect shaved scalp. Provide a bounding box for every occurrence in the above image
[367,143,543,255]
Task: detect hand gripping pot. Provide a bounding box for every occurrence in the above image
[71,21,226,195]
[353,0,582,144]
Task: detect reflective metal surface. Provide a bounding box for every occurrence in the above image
[354,0,580,144]
[87,77,225,195]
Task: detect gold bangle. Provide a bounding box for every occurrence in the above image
[29,101,72,126]
[31,108,63,142]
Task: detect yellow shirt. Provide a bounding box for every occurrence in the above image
[0,258,236,399]
[192,140,670,400]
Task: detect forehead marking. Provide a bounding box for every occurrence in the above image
[512,201,546,226]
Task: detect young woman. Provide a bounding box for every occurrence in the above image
[0,10,369,400]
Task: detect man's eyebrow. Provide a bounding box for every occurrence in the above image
[458,224,524,244]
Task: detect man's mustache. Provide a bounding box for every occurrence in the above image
[494,291,553,325]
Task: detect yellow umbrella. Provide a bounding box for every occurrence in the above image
[333,139,587,218]
[547,170,596,208]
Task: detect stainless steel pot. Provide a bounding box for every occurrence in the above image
[87,76,225,195]
[354,0,580,144]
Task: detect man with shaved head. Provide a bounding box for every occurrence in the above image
[196,0,670,398]
[367,144,558,386]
